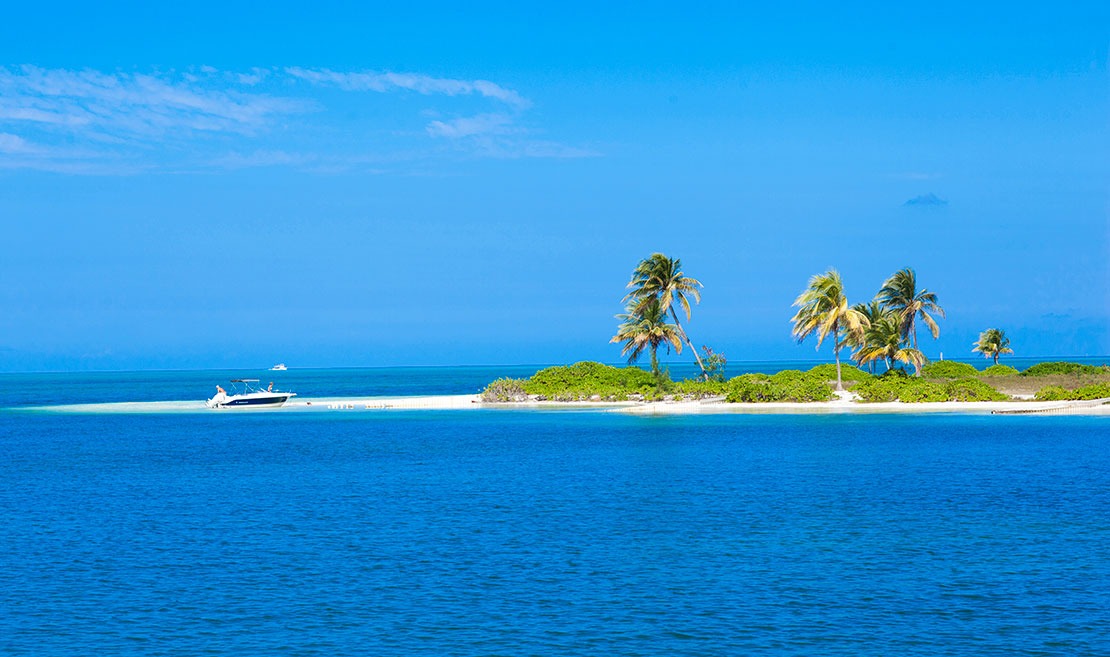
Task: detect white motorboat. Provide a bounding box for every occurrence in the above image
[206,379,296,409]
[270,363,288,371]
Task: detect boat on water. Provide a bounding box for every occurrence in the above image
[270,363,287,371]
[206,379,296,409]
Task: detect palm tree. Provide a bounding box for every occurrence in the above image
[853,311,926,373]
[972,328,1014,365]
[611,297,683,379]
[790,269,869,391]
[623,253,707,377]
[848,300,886,373]
[877,268,945,374]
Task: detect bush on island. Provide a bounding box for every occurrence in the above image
[980,364,1020,376]
[807,363,872,383]
[1022,362,1107,377]
[725,371,834,403]
[944,378,1008,402]
[1035,383,1110,401]
[522,361,657,401]
[920,361,979,379]
[850,378,902,402]
[480,378,529,402]
[1073,383,1110,399]
[670,378,729,399]
[897,380,949,403]
[1034,385,1070,401]
[852,376,1006,403]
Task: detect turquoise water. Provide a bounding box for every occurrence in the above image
[2,368,1109,654]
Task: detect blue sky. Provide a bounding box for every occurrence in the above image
[1,2,1107,371]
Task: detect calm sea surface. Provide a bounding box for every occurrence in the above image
[1,366,1108,655]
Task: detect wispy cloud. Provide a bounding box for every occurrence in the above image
[426,113,517,139]
[286,67,531,110]
[903,192,948,207]
[0,65,590,174]
[0,66,303,137]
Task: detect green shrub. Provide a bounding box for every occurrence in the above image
[851,378,902,402]
[880,368,911,379]
[944,378,1008,402]
[1034,385,1070,401]
[897,380,949,403]
[725,371,834,403]
[853,376,1006,403]
[1073,383,1110,400]
[480,378,529,402]
[1022,362,1107,376]
[670,379,729,399]
[1035,383,1110,401]
[980,364,1020,376]
[807,363,873,382]
[522,361,657,401]
[920,361,979,379]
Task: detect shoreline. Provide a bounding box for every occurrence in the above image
[20,395,1110,416]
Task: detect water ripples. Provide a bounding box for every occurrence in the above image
[1,412,1108,654]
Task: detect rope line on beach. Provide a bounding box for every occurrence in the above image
[991,397,1110,415]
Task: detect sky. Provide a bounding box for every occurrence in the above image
[1,2,1107,371]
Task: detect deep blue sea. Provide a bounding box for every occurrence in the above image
[2,365,1109,655]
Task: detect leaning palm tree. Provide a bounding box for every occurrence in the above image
[853,312,926,373]
[623,253,707,377]
[790,269,869,391]
[611,297,683,379]
[972,328,1014,365]
[877,268,945,374]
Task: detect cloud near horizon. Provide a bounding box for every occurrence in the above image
[0,65,589,173]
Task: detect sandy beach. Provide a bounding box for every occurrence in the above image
[296,394,1110,416]
[30,394,1110,416]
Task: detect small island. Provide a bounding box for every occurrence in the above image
[478,360,1110,415]
[478,253,1110,416]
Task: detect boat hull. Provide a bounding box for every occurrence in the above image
[206,392,296,409]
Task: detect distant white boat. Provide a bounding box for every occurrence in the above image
[207,379,296,409]
[270,363,287,371]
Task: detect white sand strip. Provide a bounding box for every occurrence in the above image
[21,395,1110,416]
[616,398,1110,416]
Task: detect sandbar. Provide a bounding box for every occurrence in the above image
[20,394,1110,416]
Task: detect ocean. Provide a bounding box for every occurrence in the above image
[2,366,1108,655]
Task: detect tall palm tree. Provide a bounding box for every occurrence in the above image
[853,312,926,373]
[790,269,869,391]
[624,253,707,377]
[877,268,945,374]
[972,328,1014,365]
[611,297,683,379]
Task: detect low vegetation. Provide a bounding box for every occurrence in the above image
[852,377,1006,403]
[1022,362,1109,377]
[807,363,871,383]
[726,371,835,403]
[481,359,1110,405]
[523,362,658,401]
[920,361,980,379]
[1034,383,1110,401]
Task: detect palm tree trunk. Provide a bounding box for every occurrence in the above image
[833,323,843,391]
[910,319,922,376]
[993,353,999,365]
[650,346,660,379]
[668,307,707,379]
